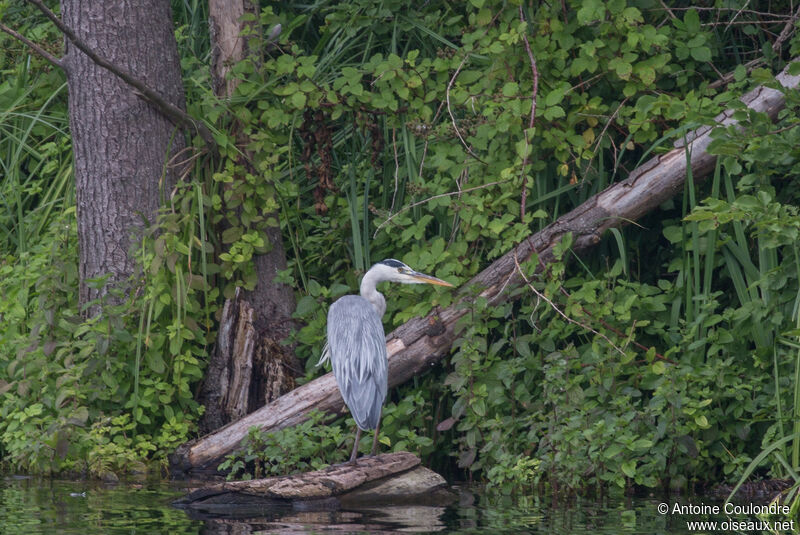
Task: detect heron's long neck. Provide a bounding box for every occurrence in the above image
[360,269,386,318]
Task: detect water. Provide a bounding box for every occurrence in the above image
[0,476,775,534]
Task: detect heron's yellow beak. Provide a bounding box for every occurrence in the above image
[410,272,454,287]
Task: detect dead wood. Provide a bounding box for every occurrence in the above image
[170,59,800,476]
[173,452,452,511]
[197,0,299,435]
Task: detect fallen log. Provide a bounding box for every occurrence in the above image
[173,452,454,517]
[170,60,800,476]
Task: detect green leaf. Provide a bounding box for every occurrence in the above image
[690,46,711,63]
[545,87,566,107]
[683,9,700,33]
[502,82,519,97]
[543,106,565,120]
[290,92,307,109]
[637,66,655,86]
[621,460,636,478]
[294,295,317,317]
[605,443,624,458]
[694,415,710,428]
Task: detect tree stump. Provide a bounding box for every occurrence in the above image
[173,452,454,517]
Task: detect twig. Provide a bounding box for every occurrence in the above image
[25,0,216,151]
[708,5,800,91]
[448,166,469,246]
[545,258,675,364]
[651,6,793,16]
[766,121,800,135]
[726,0,752,31]
[442,7,504,167]
[658,0,677,20]
[702,19,789,26]
[446,53,487,165]
[566,72,604,94]
[557,284,675,363]
[486,266,516,305]
[590,97,628,158]
[773,4,800,53]
[512,252,627,358]
[373,179,509,237]
[526,252,675,364]
[519,8,539,135]
[390,127,400,214]
[708,57,765,90]
[518,5,539,222]
[0,22,64,69]
[383,102,445,229]
[416,100,446,182]
[168,145,204,183]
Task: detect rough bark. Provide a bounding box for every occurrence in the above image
[60,0,187,309]
[173,452,453,511]
[197,0,298,434]
[170,61,800,476]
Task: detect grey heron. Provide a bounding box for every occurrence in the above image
[320,259,454,463]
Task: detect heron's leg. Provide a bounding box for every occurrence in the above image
[349,427,362,463]
[369,409,383,457]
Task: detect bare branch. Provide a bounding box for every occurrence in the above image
[446,53,487,165]
[25,0,217,151]
[512,252,627,358]
[725,0,752,31]
[416,100,446,182]
[518,5,539,221]
[708,56,765,90]
[373,179,509,237]
[591,97,628,156]
[658,0,677,20]
[708,5,800,92]
[389,126,400,214]
[773,4,800,53]
[0,22,63,70]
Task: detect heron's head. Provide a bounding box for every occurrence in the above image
[372,259,454,287]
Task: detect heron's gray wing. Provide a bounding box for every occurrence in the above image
[326,295,388,430]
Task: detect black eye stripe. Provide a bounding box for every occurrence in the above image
[379,259,406,269]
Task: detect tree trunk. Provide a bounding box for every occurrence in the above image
[197,0,298,435]
[61,0,187,310]
[169,59,800,476]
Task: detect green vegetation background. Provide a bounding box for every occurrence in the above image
[3,0,800,497]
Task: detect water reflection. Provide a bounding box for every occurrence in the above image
[181,486,654,533]
[0,476,198,534]
[1,476,752,534]
[194,506,448,534]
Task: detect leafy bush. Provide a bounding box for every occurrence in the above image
[0,201,211,476]
[4,0,800,494]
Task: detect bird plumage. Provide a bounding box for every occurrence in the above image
[319,259,453,462]
[325,295,387,430]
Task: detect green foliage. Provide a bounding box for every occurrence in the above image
[0,203,211,476]
[219,411,350,479]
[4,0,800,495]
[186,0,800,493]
[0,3,218,473]
[219,397,440,480]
